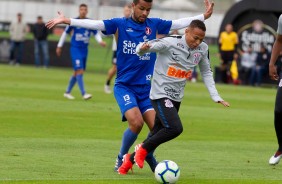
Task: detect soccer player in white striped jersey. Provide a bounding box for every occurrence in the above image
[118,20,229,174]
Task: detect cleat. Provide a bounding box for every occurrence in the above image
[104,84,112,94]
[145,155,158,172]
[63,93,75,100]
[83,93,92,100]
[134,144,148,169]
[114,155,123,172]
[269,151,282,165]
[117,154,133,175]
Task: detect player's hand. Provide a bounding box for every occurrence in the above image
[45,11,70,29]
[99,41,107,47]
[269,64,279,81]
[203,0,214,20]
[218,101,230,107]
[140,42,151,51]
[56,47,62,57]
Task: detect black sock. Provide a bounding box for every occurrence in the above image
[106,80,110,86]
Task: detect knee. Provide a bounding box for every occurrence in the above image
[170,123,183,138]
[128,119,144,134]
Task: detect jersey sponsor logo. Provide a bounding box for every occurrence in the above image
[164,99,174,108]
[164,87,181,99]
[193,53,201,64]
[145,27,152,35]
[279,79,282,87]
[75,31,90,43]
[123,40,137,54]
[167,66,192,79]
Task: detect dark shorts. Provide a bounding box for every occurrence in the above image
[220,51,235,65]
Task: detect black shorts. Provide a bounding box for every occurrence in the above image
[151,98,181,129]
[220,51,235,65]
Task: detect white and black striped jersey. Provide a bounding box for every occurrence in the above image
[136,35,223,102]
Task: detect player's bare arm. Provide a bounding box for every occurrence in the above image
[218,101,230,107]
[269,34,282,81]
[46,11,70,29]
[203,0,214,20]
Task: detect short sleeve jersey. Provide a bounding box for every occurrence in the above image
[103,17,172,85]
[278,14,282,35]
[65,17,98,48]
[219,31,238,51]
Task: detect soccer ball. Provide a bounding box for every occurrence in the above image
[154,160,180,184]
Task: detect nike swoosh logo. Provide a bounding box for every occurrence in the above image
[172,51,180,56]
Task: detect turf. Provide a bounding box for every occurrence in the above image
[0,62,281,184]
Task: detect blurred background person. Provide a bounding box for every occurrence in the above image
[218,23,238,83]
[104,3,132,94]
[250,44,271,86]
[9,13,28,66]
[56,3,106,100]
[238,46,257,85]
[32,16,50,68]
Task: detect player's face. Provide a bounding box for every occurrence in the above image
[185,27,205,49]
[123,6,132,18]
[79,6,88,18]
[132,0,152,23]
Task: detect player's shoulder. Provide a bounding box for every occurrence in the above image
[199,41,209,51]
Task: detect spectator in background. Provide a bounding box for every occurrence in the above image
[250,45,271,86]
[33,16,50,68]
[218,24,238,83]
[238,46,257,85]
[9,13,28,66]
[104,4,132,94]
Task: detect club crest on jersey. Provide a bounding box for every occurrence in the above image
[193,53,201,64]
[164,99,174,108]
[279,79,282,87]
[145,27,152,35]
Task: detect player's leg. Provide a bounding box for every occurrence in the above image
[118,113,164,175]
[34,39,40,67]
[270,80,282,165]
[135,98,183,169]
[105,51,117,94]
[41,40,50,68]
[113,84,144,171]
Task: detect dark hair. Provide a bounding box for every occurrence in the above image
[133,0,153,4]
[189,20,206,32]
[37,16,42,19]
[79,3,87,8]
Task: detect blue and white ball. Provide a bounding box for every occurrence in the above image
[154,160,180,184]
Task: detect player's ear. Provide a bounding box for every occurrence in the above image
[185,28,189,34]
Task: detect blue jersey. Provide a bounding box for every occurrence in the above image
[103,17,172,85]
[66,17,98,48]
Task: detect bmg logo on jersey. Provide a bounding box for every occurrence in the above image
[123,94,132,106]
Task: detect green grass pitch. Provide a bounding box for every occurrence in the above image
[0,40,282,183]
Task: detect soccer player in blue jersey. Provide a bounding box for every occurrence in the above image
[56,4,106,100]
[46,0,214,172]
